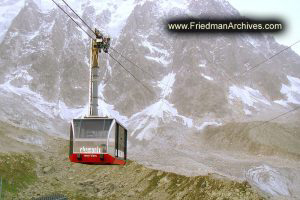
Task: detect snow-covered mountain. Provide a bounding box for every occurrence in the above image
[1,0,300,199]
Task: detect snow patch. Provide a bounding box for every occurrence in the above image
[274,75,300,106]
[157,72,175,98]
[94,81,128,125]
[98,82,105,99]
[0,0,25,42]
[89,0,136,38]
[145,55,171,66]
[58,101,87,121]
[142,40,169,55]
[198,60,207,68]
[229,85,270,114]
[1,0,136,40]
[33,0,86,14]
[246,165,291,196]
[129,99,194,140]
[0,70,127,123]
[106,54,112,76]
[0,80,87,121]
[26,30,39,41]
[7,65,33,82]
[245,35,261,49]
[130,70,221,140]
[273,100,288,107]
[32,0,56,12]
[0,81,56,118]
[135,118,158,141]
[129,98,221,140]
[98,99,128,126]
[159,0,189,15]
[106,0,136,38]
[195,121,222,130]
[141,37,171,66]
[244,108,252,115]
[201,73,213,81]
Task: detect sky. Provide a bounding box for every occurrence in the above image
[227,0,300,55]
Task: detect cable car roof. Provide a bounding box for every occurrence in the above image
[76,116,127,130]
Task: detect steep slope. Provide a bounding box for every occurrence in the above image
[0,133,265,200]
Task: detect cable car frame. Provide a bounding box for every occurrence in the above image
[69,117,127,165]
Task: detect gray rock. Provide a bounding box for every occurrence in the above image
[106,183,116,191]
[93,187,100,193]
[79,179,95,186]
[157,171,163,176]
[159,176,169,185]
[97,190,105,198]
[43,166,54,174]
[127,191,136,197]
[135,188,143,193]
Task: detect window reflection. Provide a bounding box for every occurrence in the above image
[73,119,113,139]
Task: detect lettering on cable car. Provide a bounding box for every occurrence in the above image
[80,145,106,153]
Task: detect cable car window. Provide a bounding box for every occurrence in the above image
[73,119,113,139]
[104,120,111,131]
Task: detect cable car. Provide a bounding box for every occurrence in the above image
[69,117,127,165]
[68,28,127,165]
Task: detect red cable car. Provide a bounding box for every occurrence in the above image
[69,117,127,165]
[69,28,127,165]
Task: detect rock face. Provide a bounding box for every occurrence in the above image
[0,0,299,135]
[0,0,300,199]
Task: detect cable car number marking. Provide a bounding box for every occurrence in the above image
[83,155,97,157]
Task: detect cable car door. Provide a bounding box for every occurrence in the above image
[115,123,127,160]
